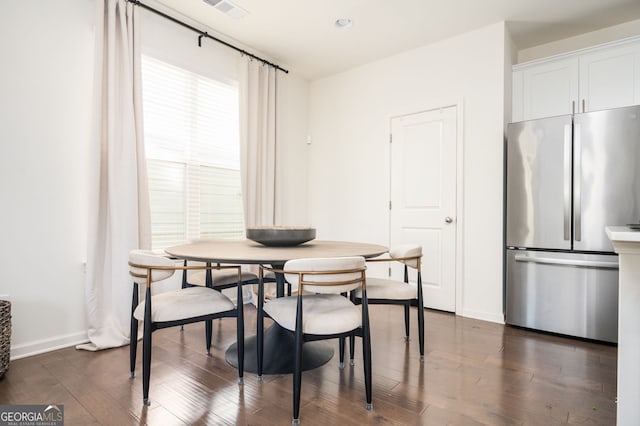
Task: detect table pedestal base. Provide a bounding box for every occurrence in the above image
[225,323,334,374]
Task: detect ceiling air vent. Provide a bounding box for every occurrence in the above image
[202,0,250,19]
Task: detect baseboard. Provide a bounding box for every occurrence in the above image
[460,308,505,324]
[10,331,89,361]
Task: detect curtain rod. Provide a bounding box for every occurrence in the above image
[127,0,289,74]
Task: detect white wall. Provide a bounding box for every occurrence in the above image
[308,22,509,323]
[275,75,310,225]
[0,0,95,358]
[1,0,309,358]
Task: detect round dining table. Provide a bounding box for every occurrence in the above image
[165,239,388,374]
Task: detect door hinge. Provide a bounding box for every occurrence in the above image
[389,200,392,210]
[389,134,392,143]
[388,267,392,277]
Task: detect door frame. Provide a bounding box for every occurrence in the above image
[387,100,465,315]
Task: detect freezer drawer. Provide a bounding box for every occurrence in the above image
[505,250,618,343]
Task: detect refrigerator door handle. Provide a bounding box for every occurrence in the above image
[574,123,582,242]
[514,254,618,269]
[563,124,572,241]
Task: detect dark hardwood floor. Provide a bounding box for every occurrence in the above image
[0,305,617,425]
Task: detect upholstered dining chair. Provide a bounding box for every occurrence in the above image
[181,261,284,307]
[128,250,245,406]
[180,237,260,298]
[180,236,281,302]
[257,256,372,425]
[182,260,259,295]
[342,245,424,366]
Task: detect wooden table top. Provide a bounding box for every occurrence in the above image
[165,239,388,265]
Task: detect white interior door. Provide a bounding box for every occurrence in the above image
[390,107,457,312]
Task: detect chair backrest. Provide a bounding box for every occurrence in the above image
[284,256,366,294]
[388,245,422,269]
[129,250,175,285]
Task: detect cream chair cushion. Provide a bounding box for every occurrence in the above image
[133,286,235,323]
[284,257,365,294]
[264,294,361,335]
[129,249,175,284]
[355,244,421,299]
[388,244,422,269]
[354,277,417,300]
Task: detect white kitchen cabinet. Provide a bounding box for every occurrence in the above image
[513,57,578,122]
[579,43,640,113]
[512,37,640,122]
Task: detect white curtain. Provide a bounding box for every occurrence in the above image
[78,0,151,351]
[239,57,277,227]
[238,57,278,303]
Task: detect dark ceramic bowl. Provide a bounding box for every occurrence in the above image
[246,226,316,247]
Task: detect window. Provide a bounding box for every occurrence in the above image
[141,55,244,250]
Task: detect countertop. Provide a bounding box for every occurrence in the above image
[605,226,640,243]
[605,225,640,425]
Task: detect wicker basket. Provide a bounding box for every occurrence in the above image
[0,300,10,378]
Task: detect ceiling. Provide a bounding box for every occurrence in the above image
[151,0,640,80]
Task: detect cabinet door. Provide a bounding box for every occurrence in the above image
[579,43,640,113]
[521,58,579,121]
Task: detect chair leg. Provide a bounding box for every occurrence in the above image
[361,293,373,410]
[349,335,355,366]
[362,330,373,411]
[403,265,411,341]
[257,276,265,380]
[417,273,425,360]
[181,260,188,289]
[130,283,139,378]
[180,261,188,332]
[338,292,345,368]
[293,297,304,424]
[142,288,152,406]
[204,263,214,355]
[205,320,212,355]
[236,281,245,384]
[348,291,355,366]
[404,303,410,341]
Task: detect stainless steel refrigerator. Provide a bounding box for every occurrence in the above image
[505,104,640,343]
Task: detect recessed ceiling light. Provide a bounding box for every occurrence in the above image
[335,18,353,29]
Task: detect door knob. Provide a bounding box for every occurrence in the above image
[445,216,453,223]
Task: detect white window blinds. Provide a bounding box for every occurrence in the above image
[141,55,244,250]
